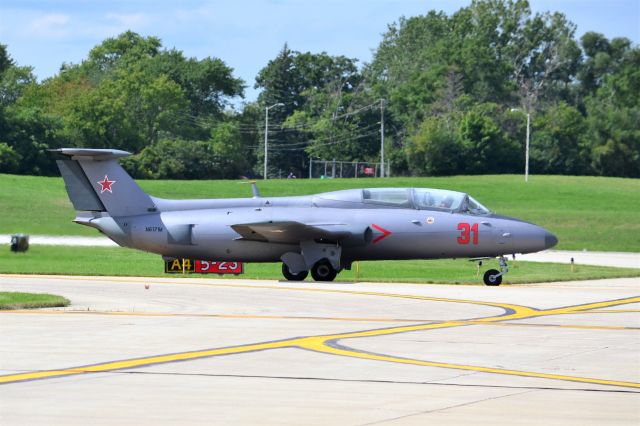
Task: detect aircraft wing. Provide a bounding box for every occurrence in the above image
[231,221,354,244]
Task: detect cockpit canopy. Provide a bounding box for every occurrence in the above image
[360,188,491,215]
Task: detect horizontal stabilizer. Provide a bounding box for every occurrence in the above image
[50,148,131,160]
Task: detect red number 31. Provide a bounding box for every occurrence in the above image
[457,223,479,245]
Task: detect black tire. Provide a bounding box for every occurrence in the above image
[311,259,337,282]
[282,263,308,281]
[483,269,502,286]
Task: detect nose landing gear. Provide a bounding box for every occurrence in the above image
[482,256,509,286]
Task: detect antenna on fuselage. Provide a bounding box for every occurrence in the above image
[240,177,261,198]
[250,181,260,198]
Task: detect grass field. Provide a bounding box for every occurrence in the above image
[2,245,639,284]
[0,291,70,310]
[1,173,639,251]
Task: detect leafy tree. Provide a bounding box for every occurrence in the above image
[125,138,214,179]
[508,9,581,112]
[208,122,250,178]
[580,36,640,177]
[530,102,587,174]
[1,105,64,175]
[150,49,244,130]
[0,47,64,175]
[458,103,518,174]
[16,31,244,159]
[0,44,12,76]
[405,116,464,175]
[85,31,162,81]
[366,11,451,127]
[282,55,379,164]
[254,45,365,177]
[2,3,639,180]
[64,67,187,151]
[125,122,249,180]
[578,32,632,100]
[0,141,21,173]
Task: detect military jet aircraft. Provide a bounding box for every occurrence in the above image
[52,148,558,285]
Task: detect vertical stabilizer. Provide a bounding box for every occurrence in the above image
[51,149,156,216]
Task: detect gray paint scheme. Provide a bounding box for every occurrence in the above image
[51,148,558,283]
[55,159,105,212]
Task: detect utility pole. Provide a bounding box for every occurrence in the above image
[264,103,284,180]
[380,98,385,178]
[510,108,531,183]
[525,112,530,183]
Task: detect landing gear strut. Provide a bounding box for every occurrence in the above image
[483,256,509,286]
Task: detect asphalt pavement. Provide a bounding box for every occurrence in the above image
[1,274,638,425]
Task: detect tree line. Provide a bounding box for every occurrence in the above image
[0,0,638,179]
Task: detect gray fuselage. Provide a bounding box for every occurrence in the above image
[83,188,556,267]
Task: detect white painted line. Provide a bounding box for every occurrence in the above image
[0,234,118,247]
[518,250,640,268]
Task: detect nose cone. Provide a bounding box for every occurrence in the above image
[544,230,558,249]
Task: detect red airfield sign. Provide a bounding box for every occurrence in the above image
[165,259,243,275]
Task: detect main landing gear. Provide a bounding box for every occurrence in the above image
[281,259,338,282]
[310,259,338,282]
[281,241,342,282]
[281,263,308,281]
[482,256,509,286]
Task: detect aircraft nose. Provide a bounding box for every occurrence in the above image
[544,230,558,249]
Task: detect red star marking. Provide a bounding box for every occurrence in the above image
[97,175,115,193]
[371,223,392,244]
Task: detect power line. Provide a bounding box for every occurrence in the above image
[268,131,380,152]
[244,123,380,149]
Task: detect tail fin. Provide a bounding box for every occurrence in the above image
[51,148,156,216]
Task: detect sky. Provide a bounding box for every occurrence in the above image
[1,0,638,103]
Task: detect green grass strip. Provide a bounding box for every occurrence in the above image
[1,245,638,285]
[0,292,70,310]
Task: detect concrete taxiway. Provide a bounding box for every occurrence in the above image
[0,274,639,425]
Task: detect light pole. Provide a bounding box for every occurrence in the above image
[511,108,531,182]
[379,98,386,178]
[264,102,284,180]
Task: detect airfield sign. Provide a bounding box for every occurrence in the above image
[165,259,244,275]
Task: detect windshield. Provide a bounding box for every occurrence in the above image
[361,187,491,214]
[464,195,491,215]
[362,188,413,207]
[413,188,465,211]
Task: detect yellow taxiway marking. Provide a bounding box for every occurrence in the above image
[556,309,640,314]
[465,321,633,331]
[299,339,640,389]
[2,301,638,388]
[0,275,638,388]
[294,296,640,389]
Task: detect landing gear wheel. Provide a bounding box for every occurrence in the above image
[311,259,337,282]
[483,269,502,286]
[281,263,308,281]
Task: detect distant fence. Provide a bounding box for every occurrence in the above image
[309,159,389,179]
